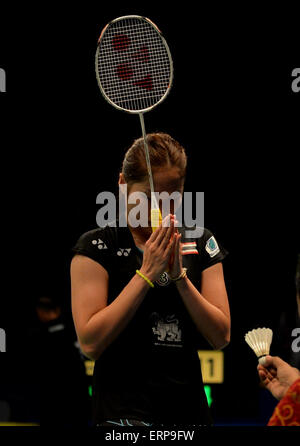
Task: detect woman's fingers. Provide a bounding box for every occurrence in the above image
[147,215,167,243]
[160,217,176,250]
[154,215,173,247]
[165,229,177,253]
[176,232,182,248]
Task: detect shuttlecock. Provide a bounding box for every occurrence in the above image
[244,327,273,365]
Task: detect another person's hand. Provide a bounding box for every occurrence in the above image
[257,355,300,400]
[140,214,176,282]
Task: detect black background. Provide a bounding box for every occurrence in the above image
[0,2,299,427]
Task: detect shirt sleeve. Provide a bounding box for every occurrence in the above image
[196,227,228,272]
[71,228,112,273]
[268,378,300,426]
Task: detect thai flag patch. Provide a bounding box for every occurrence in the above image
[181,241,199,255]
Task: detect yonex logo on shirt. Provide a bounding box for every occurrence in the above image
[92,238,108,250]
[117,248,132,256]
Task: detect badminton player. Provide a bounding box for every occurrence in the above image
[71,133,231,426]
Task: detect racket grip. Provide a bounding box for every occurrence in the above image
[151,208,162,232]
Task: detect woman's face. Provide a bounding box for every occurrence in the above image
[119,166,184,231]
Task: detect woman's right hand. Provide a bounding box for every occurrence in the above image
[139,214,176,283]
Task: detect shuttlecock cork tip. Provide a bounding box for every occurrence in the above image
[258,356,268,366]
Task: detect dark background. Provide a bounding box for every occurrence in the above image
[0,2,299,426]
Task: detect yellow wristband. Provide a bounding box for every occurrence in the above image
[136,270,154,288]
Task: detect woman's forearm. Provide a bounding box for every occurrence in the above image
[81,273,151,360]
[175,276,230,350]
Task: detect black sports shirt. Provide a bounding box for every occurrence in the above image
[72,222,228,426]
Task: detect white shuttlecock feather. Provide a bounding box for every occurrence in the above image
[244,327,273,365]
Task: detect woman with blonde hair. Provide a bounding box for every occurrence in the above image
[71,133,230,427]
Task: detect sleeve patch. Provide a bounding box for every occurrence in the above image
[182,241,199,255]
[205,236,220,258]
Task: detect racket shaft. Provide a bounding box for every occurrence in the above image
[139,113,162,232]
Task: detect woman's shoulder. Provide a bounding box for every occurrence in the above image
[71,222,120,264]
[75,224,116,246]
[180,224,228,268]
[75,226,111,245]
[180,225,216,244]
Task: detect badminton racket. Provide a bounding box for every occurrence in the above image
[95,15,173,231]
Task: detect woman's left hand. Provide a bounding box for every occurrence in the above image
[168,229,183,279]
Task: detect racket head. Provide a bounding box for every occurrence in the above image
[95,15,173,114]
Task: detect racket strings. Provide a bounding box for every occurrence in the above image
[98,50,169,105]
[96,17,172,112]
